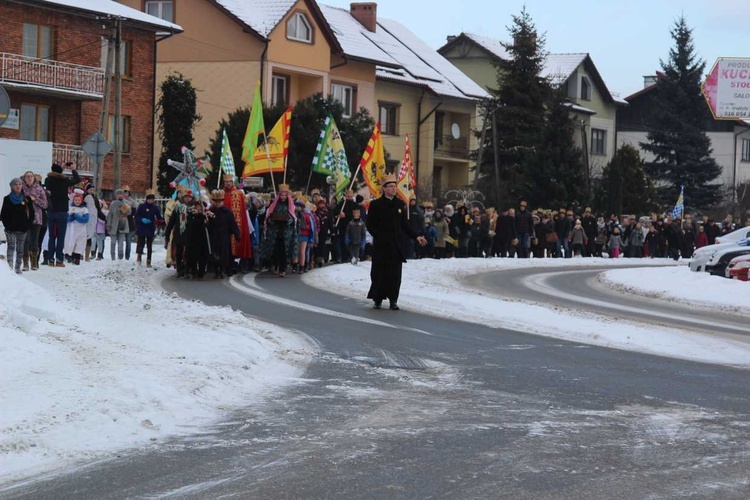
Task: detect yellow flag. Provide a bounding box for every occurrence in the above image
[241,82,265,177]
[245,106,292,176]
[360,122,386,198]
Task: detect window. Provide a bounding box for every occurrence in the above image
[379,103,399,135]
[100,39,131,76]
[581,76,591,101]
[332,83,354,118]
[107,115,131,154]
[23,23,55,59]
[743,139,750,162]
[271,75,289,107]
[434,111,445,149]
[20,104,51,141]
[145,1,174,22]
[591,128,607,156]
[286,12,312,43]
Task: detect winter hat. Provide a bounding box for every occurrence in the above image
[51,164,63,174]
[146,193,156,200]
[294,200,305,208]
[85,183,95,191]
[9,177,22,187]
[115,189,124,196]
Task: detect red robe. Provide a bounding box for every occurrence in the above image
[224,187,253,259]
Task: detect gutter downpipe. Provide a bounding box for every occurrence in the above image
[417,89,442,197]
[260,39,269,99]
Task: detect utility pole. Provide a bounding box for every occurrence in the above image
[114,17,123,189]
[472,106,490,191]
[97,29,114,189]
[491,108,501,203]
[580,120,591,201]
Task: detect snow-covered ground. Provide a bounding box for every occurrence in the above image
[303,257,750,368]
[0,248,314,484]
[602,266,750,314]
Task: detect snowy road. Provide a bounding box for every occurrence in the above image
[4,266,750,499]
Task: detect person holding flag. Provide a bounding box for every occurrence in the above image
[361,122,387,199]
[366,174,427,310]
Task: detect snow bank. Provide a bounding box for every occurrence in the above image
[602,266,750,314]
[303,257,750,367]
[0,251,312,483]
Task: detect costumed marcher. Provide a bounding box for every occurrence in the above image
[247,192,265,272]
[1,178,34,273]
[366,174,426,310]
[295,200,314,273]
[314,198,331,267]
[45,163,80,267]
[21,171,48,270]
[222,174,253,273]
[261,184,298,278]
[106,189,133,260]
[184,195,210,279]
[134,192,164,267]
[63,189,90,265]
[165,189,193,277]
[208,189,241,278]
[83,182,105,262]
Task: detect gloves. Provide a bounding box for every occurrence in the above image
[141,218,152,225]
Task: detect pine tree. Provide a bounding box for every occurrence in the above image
[532,86,584,208]
[595,144,658,216]
[155,73,201,197]
[641,16,722,209]
[477,7,548,207]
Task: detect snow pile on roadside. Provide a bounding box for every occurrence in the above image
[303,257,750,367]
[602,266,750,314]
[0,252,312,484]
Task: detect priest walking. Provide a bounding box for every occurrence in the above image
[366,174,426,310]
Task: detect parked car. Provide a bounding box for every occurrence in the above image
[727,254,750,281]
[715,226,750,245]
[690,240,746,272]
[704,240,750,276]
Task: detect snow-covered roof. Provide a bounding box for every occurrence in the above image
[564,102,596,115]
[213,0,297,37]
[542,53,587,83]
[37,0,182,31]
[320,5,487,101]
[462,32,511,61]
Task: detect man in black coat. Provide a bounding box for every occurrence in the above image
[581,207,598,257]
[514,200,534,258]
[44,162,80,266]
[366,175,426,310]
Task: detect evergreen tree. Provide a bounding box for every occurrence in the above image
[595,144,658,216]
[477,7,548,207]
[209,94,374,192]
[155,73,200,197]
[641,16,722,209]
[532,86,584,208]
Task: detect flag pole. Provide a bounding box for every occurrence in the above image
[335,165,362,228]
[283,155,289,186]
[304,168,314,195]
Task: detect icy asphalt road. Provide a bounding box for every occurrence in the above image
[3,265,750,499]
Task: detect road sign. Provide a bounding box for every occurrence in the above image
[82,132,112,166]
[702,58,750,120]
[0,86,10,128]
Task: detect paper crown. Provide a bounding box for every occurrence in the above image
[278,184,290,192]
[311,188,321,195]
[382,174,397,186]
[210,189,225,201]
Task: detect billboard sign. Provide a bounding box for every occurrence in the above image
[703,58,750,120]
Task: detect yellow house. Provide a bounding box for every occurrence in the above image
[439,33,625,177]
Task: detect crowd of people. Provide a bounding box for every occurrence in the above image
[3,165,746,279]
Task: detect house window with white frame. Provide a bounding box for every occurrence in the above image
[742,138,750,162]
[581,76,592,101]
[145,1,174,22]
[286,12,312,43]
[272,75,289,107]
[332,83,355,118]
[379,103,399,136]
[591,128,607,156]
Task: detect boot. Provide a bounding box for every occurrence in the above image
[41,250,49,266]
[85,244,91,262]
[30,250,39,270]
[22,252,30,272]
[137,254,142,264]
[146,259,152,268]
[96,253,103,261]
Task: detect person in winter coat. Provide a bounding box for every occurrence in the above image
[581,208,598,257]
[407,198,425,259]
[695,224,709,249]
[83,183,105,262]
[629,221,645,258]
[208,190,240,279]
[680,219,696,259]
[432,209,450,259]
[594,216,608,258]
[21,171,48,271]
[345,207,367,265]
[645,225,660,258]
[608,227,623,258]
[106,189,133,260]
[45,163,80,266]
[1,178,34,273]
[514,201,534,258]
[295,201,315,273]
[554,209,572,258]
[705,219,721,245]
[185,199,210,279]
[495,207,517,258]
[261,185,298,278]
[165,190,193,277]
[313,198,330,267]
[454,205,471,258]
[63,189,90,265]
[569,219,587,257]
[134,193,164,267]
[247,193,266,271]
[92,201,108,261]
[121,186,137,260]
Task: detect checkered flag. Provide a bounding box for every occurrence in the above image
[218,127,235,187]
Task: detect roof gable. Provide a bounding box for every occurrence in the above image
[31,0,182,32]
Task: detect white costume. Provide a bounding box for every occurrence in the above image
[64,205,89,255]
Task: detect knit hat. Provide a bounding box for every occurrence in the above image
[9,177,22,187]
[85,183,95,191]
[115,189,124,196]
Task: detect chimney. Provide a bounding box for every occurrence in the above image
[446,35,457,43]
[350,3,377,32]
[643,75,657,88]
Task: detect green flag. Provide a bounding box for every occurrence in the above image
[311,114,348,176]
[241,82,264,177]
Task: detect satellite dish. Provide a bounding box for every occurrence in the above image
[451,123,460,139]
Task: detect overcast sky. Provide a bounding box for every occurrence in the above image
[324,0,743,98]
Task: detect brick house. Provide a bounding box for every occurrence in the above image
[0,0,181,194]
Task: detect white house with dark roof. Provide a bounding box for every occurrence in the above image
[438,32,625,175]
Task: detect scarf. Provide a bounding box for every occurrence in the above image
[264,194,296,230]
[9,191,25,205]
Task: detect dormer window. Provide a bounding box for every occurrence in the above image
[581,76,591,101]
[287,12,312,43]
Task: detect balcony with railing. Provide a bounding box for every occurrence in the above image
[53,143,95,176]
[0,53,105,100]
[434,134,470,160]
